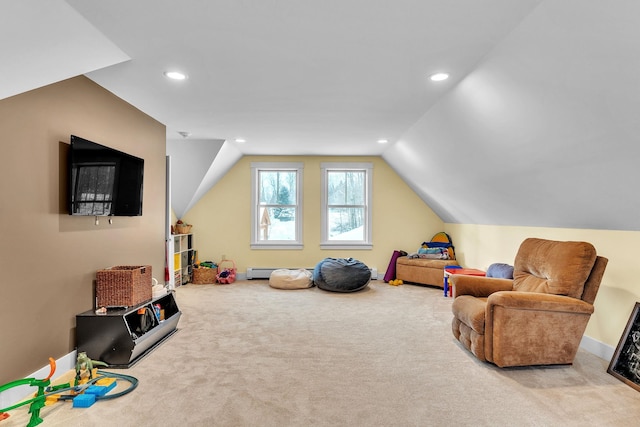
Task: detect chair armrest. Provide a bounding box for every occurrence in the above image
[487,291,594,314]
[451,275,512,298]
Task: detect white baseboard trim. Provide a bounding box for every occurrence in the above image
[0,350,77,409]
[580,335,614,362]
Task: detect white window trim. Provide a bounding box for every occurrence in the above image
[251,162,304,250]
[320,162,372,250]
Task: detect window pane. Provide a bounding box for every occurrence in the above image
[327,171,364,206]
[258,207,297,241]
[258,171,277,204]
[328,207,364,240]
[345,171,365,205]
[278,172,296,204]
[327,171,345,205]
[259,171,296,205]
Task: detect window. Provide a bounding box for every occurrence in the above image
[321,162,372,249]
[251,162,303,249]
[71,163,116,215]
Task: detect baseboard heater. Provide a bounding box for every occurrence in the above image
[246,267,378,280]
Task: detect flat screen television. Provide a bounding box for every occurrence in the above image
[68,135,144,216]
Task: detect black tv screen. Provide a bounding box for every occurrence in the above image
[68,135,144,216]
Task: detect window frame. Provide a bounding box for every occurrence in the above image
[250,162,304,249]
[320,162,373,250]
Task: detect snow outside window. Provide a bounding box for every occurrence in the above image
[251,162,303,249]
[320,162,372,250]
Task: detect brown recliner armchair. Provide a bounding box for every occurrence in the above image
[451,238,608,367]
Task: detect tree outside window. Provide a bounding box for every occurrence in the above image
[258,170,297,241]
[321,162,372,249]
[327,170,365,240]
[251,162,303,249]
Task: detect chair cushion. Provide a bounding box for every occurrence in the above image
[512,238,596,298]
[451,296,487,334]
[396,257,455,269]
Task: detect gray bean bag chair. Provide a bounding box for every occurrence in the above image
[313,257,371,292]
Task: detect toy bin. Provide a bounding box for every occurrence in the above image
[192,267,218,284]
[216,260,236,284]
[96,265,152,308]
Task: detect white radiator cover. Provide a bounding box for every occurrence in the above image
[246,267,378,280]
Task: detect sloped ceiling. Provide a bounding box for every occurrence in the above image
[2,1,638,230]
[0,0,129,100]
[383,0,640,230]
[167,138,242,219]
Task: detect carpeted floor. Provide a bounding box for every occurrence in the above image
[5,280,640,426]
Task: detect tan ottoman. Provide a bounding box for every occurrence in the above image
[269,268,314,289]
[396,257,459,288]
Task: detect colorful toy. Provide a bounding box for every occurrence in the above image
[0,357,55,426]
[388,279,403,286]
[199,261,217,269]
[74,352,108,385]
[0,356,138,426]
[216,259,236,284]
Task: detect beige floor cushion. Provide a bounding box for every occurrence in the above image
[269,268,314,289]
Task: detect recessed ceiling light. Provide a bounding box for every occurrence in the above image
[234,138,246,143]
[377,139,388,144]
[164,71,187,80]
[429,72,449,82]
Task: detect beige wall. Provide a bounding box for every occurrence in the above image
[0,76,166,383]
[445,224,639,349]
[181,156,444,275]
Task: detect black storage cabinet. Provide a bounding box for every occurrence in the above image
[76,292,181,368]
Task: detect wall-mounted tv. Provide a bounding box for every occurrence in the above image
[68,135,144,216]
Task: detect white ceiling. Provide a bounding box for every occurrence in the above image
[63,0,542,155]
[4,1,640,229]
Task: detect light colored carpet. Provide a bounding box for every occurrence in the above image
[5,280,640,426]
